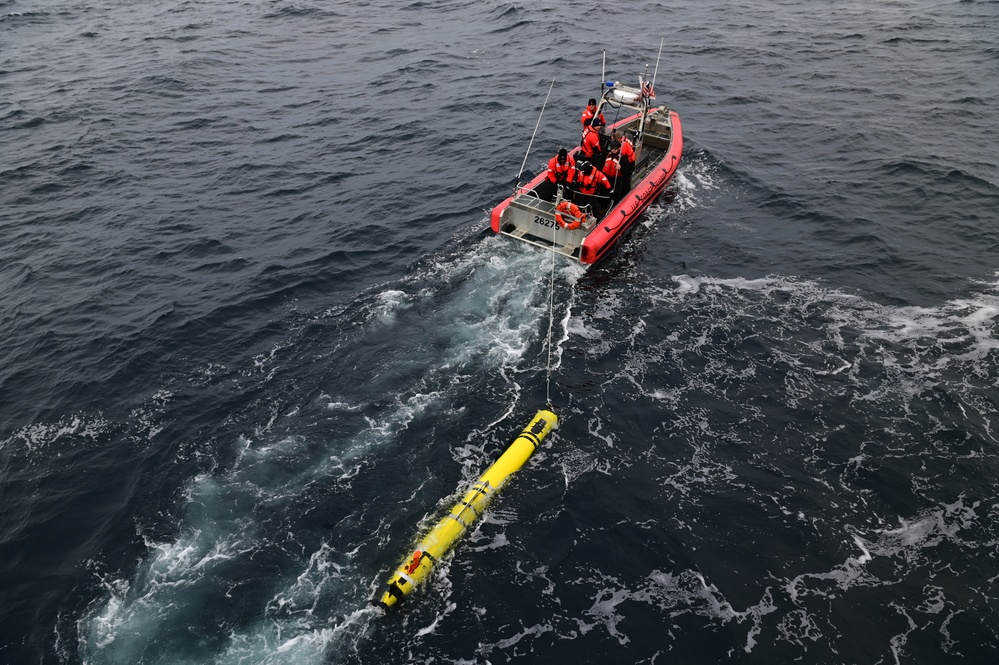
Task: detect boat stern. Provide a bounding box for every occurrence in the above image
[491,192,588,261]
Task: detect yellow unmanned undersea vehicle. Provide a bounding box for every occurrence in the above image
[373,409,558,609]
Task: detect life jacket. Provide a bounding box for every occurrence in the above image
[546,155,576,183]
[579,127,602,157]
[576,169,610,195]
[602,156,622,178]
[620,138,636,165]
[580,107,606,128]
[554,200,586,230]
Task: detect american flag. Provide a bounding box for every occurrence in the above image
[641,78,656,99]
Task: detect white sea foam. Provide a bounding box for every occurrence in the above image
[659,272,999,410]
[565,568,781,654]
[477,620,554,655]
[541,267,999,660]
[671,151,718,214]
[3,413,112,454]
[371,288,410,325]
[580,583,631,644]
[78,233,582,663]
[783,498,984,615]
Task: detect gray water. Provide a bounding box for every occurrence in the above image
[2,0,998,662]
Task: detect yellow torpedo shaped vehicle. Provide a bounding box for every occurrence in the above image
[374,409,557,609]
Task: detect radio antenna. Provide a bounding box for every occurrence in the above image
[601,49,606,93]
[651,37,664,91]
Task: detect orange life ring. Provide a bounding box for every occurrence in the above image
[554,201,586,230]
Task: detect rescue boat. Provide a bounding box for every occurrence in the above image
[490,77,683,265]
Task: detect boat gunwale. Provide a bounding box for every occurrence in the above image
[581,110,683,263]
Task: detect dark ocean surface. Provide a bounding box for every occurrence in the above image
[2,0,998,663]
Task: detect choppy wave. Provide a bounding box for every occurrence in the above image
[3,0,999,663]
[74,237,579,663]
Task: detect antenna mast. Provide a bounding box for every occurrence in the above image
[601,49,606,93]
[651,37,664,91]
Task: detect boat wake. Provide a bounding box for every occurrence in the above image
[75,232,585,664]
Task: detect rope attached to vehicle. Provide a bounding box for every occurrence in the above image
[545,209,557,409]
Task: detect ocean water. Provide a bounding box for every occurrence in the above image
[2,0,998,663]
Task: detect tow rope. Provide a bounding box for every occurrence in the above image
[545,198,558,409]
